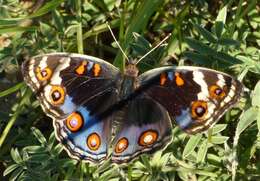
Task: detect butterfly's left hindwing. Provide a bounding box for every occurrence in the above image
[138,66,243,134]
[22,53,121,163]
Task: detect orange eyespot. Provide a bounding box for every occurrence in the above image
[115,137,129,153]
[66,112,84,132]
[36,67,52,81]
[175,72,184,86]
[87,133,101,151]
[209,85,226,99]
[75,61,87,75]
[160,73,167,86]
[191,101,208,119]
[138,130,158,146]
[50,85,65,105]
[93,63,101,77]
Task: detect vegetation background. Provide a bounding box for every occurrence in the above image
[0,0,259,180]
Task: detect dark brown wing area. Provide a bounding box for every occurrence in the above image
[22,53,121,119]
[137,66,243,134]
[111,97,172,163]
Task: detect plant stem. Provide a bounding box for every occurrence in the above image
[0,82,25,98]
[0,89,31,148]
[76,0,83,54]
[0,110,20,147]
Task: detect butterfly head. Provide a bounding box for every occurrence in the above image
[125,62,139,77]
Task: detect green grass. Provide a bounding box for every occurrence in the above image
[0,0,259,180]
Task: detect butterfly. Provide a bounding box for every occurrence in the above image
[22,52,243,164]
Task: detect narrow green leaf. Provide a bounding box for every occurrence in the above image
[141,155,151,170]
[236,107,258,135]
[152,150,163,165]
[183,134,202,158]
[82,19,120,40]
[27,0,64,19]
[183,52,213,66]
[218,38,240,46]
[159,153,171,167]
[214,51,242,65]
[48,132,56,149]
[214,22,224,38]
[196,139,208,163]
[214,5,227,38]
[57,159,77,168]
[53,144,63,155]
[28,154,50,163]
[0,19,19,26]
[1,0,64,23]
[113,0,164,69]
[207,153,222,165]
[194,169,218,177]
[257,110,260,131]
[3,164,20,176]
[131,168,144,178]
[11,148,23,164]
[0,90,32,148]
[93,0,109,12]
[9,167,23,181]
[23,146,46,153]
[0,26,37,34]
[210,136,229,144]
[216,5,227,24]
[39,22,53,37]
[52,10,64,32]
[212,124,227,135]
[0,83,25,98]
[252,81,260,107]
[31,127,47,145]
[194,24,217,43]
[132,32,151,50]
[104,0,116,11]
[185,38,216,55]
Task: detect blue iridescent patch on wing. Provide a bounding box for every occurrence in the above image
[60,95,77,114]
[175,108,193,129]
[167,71,174,81]
[66,106,107,155]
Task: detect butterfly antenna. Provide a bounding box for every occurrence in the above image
[135,33,172,65]
[106,22,130,63]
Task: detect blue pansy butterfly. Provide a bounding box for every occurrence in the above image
[22,51,243,164]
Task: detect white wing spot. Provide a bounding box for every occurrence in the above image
[216,74,226,88]
[39,56,48,69]
[193,71,209,100]
[50,57,70,85]
[143,135,153,144]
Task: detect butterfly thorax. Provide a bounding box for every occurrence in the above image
[119,64,139,99]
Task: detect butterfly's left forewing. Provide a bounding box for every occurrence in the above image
[137,66,243,134]
[22,53,121,163]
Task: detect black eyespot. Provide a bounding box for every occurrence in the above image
[41,70,48,77]
[209,85,226,99]
[36,67,52,81]
[51,90,61,101]
[195,106,206,117]
[214,88,223,95]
